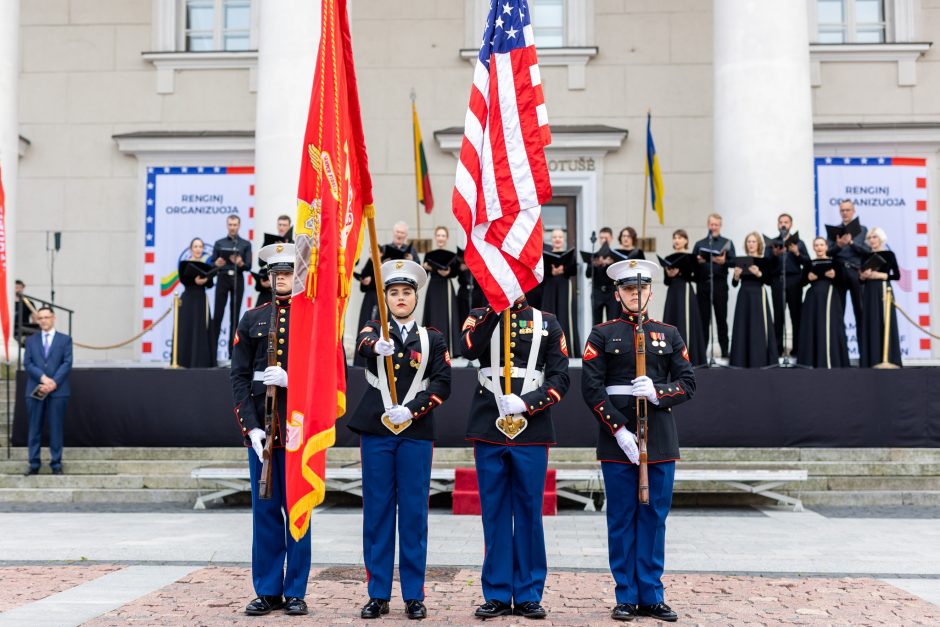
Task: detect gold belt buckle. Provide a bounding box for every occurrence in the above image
[496,414,527,439]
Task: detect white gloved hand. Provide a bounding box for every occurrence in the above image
[262,366,288,388]
[386,405,412,425]
[631,375,659,405]
[248,428,266,462]
[374,337,395,357]
[614,427,640,464]
[498,394,527,416]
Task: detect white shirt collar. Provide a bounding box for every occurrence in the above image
[43,329,56,342]
[398,321,414,336]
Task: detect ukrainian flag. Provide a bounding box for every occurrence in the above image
[645,112,664,225]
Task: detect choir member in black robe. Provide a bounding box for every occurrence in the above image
[797,237,850,368]
[729,232,778,368]
[858,228,902,368]
[176,237,217,368]
[583,227,618,324]
[661,229,706,366]
[422,226,460,354]
[540,228,579,356]
[617,226,646,261]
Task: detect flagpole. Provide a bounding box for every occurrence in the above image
[411,89,422,246]
[641,108,650,240]
[364,205,398,406]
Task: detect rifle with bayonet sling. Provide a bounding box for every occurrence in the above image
[258,290,279,500]
[634,272,650,505]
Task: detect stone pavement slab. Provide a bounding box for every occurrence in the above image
[70,567,940,626]
[1,508,938,576]
[0,564,121,613]
[0,565,199,627]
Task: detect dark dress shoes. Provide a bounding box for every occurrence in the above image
[638,602,678,622]
[513,601,547,619]
[361,598,390,619]
[405,599,427,619]
[52,468,64,475]
[611,603,638,621]
[245,595,284,616]
[284,597,308,615]
[23,468,39,476]
[474,600,512,618]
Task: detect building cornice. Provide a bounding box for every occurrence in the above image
[141,51,259,94]
[113,130,255,157]
[434,124,627,155]
[809,42,932,87]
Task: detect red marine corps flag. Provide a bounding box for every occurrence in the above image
[286,0,371,541]
[452,0,552,311]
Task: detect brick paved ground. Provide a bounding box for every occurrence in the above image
[0,564,122,613]
[41,566,934,626]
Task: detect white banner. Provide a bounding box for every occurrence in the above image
[814,157,930,360]
[142,166,256,362]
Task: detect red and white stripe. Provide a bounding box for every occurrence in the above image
[452,22,552,312]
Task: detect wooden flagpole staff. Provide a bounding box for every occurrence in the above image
[364,206,412,433]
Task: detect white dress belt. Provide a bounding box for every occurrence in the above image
[253,371,265,382]
[605,385,635,396]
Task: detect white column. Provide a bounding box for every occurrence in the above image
[713,0,816,246]
[0,0,19,362]
[253,0,321,246]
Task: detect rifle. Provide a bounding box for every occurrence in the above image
[258,287,280,500]
[634,272,650,505]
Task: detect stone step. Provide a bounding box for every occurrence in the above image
[0,488,201,504]
[0,474,202,490]
[799,490,940,507]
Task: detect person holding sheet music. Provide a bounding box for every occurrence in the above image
[826,199,871,341]
[692,214,735,358]
[765,213,808,358]
[209,214,252,356]
[584,227,620,325]
[797,237,849,368]
[617,226,646,260]
[729,232,778,368]
[422,226,461,352]
[541,228,580,357]
[389,221,421,263]
[176,237,217,368]
[660,229,706,366]
[858,227,902,368]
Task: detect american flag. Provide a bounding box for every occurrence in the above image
[452,0,552,312]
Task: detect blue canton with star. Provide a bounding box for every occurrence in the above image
[479,0,532,69]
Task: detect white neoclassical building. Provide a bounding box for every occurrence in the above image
[2,0,938,361]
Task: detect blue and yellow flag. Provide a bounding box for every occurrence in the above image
[645,112,664,225]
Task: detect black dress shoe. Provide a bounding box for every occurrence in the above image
[638,602,678,622]
[474,600,512,618]
[52,468,64,475]
[284,597,308,615]
[361,598,390,619]
[513,601,547,619]
[611,604,637,621]
[245,595,284,615]
[23,468,39,476]
[405,599,427,620]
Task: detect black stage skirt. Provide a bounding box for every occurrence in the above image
[859,279,902,368]
[540,274,580,357]
[177,285,216,368]
[797,278,849,368]
[729,277,778,368]
[663,278,707,366]
[422,273,460,354]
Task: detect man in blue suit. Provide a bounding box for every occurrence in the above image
[23,306,72,475]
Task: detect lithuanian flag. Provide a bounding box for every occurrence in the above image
[645,112,664,225]
[412,101,434,213]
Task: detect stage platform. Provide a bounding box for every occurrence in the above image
[12,366,940,448]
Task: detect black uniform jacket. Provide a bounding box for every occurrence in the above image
[348,321,452,440]
[460,299,570,445]
[230,296,292,447]
[581,311,696,463]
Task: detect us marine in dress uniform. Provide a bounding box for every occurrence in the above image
[460,296,570,620]
[581,259,696,623]
[348,260,452,621]
[230,243,310,617]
